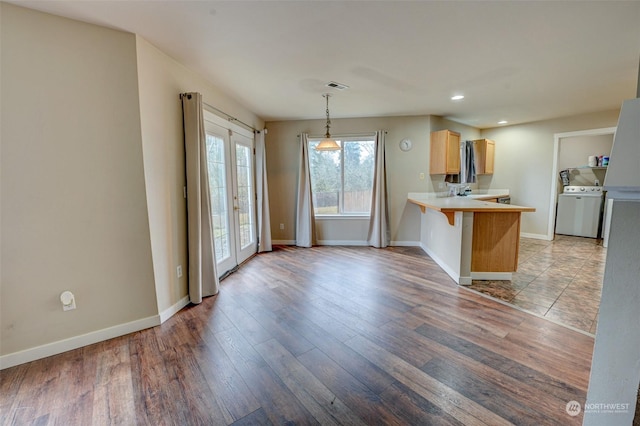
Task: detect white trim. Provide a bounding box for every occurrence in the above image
[390,240,421,247]
[549,127,616,240]
[316,240,368,246]
[459,276,472,286]
[420,242,461,284]
[314,215,370,220]
[0,315,160,370]
[520,232,551,240]
[272,239,295,245]
[159,296,190,324]
[271,240,422,247]
[471,272,513,281]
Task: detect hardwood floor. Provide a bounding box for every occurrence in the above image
[0,246,595,425]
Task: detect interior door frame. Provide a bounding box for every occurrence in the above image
[547,127,616,240]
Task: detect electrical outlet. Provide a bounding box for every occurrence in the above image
[280,223,284,230]
[177,265,183,278]
[419,172,425,180]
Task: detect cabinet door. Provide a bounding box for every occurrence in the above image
[446,132,461,174]
[474,139,495,175]
[430,130,461,174]
[484,139,495,174]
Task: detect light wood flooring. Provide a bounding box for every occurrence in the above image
[1,246,595,425]
[469,235,605,334]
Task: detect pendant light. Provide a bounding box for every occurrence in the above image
[316,93,340,151]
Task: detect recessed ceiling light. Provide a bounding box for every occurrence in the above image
[498,120,508,125]
[451,95,465,101]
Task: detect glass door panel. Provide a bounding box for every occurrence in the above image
[232,133,257,264]
[204,123,236,277]
[203,113,257,277]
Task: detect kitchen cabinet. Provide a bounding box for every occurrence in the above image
[430,130,460,174]
[473,139,495,174]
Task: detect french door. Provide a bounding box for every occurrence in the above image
[203,114,257,277]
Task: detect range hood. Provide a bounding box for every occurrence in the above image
[603,97,640,199]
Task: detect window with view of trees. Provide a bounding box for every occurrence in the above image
[308,137,376,215]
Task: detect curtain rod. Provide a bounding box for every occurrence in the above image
[297,131,387,138]
[180,93,258,133]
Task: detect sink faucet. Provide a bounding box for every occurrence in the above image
[446,183,470,197]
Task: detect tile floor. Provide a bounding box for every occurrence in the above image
[468,234,606,334]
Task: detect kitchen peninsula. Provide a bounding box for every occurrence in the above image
[408,191,535,285]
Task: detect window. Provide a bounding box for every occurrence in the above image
[308,136,376,216]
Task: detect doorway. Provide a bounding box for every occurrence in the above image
[204,111,257,278]
[547,127,616,240]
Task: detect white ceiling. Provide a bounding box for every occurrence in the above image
[11,0,640,128]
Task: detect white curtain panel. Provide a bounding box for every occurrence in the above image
[181,92,219,303]
[255,130,272,252]
[295,133,316,247]
[367,130,390,248]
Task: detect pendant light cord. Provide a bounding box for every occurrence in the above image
[324,93,332,138]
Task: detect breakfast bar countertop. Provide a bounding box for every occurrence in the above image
[407,190,537,284]
[408,190,535,226]
[408,191,534,216]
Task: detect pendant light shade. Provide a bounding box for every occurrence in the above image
[316,94,340,151]
[316,138,340,151]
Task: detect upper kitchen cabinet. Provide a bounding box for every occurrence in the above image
[474,138,495,175]
[430,130,461,174]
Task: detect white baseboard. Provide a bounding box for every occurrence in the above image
[390,241,421,247]
[272,239,295,245]
[0,315,160,370]
[521,232,551,240]
[159,296,190,324]
[472,272,513,281]
[459,276,472,285]
[273,240,422,248]
[316,240,368,246]
[419,243,460,284]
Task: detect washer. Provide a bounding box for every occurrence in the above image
[555,186,604,238]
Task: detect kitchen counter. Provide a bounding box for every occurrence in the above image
[408,192,533,226]
[407,191,535,285]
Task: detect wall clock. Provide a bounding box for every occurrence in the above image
[399,138,412,152]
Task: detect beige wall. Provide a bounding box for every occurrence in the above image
[0,1,626,363]
[135,37,263,314]
[0,4,264,361]
[558,134,613,187]
[1,4,157,354]
[266,109,621,245]
[481,109,620,237]
[265,115,483,244]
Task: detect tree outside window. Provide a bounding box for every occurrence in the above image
[308,137,375,216]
